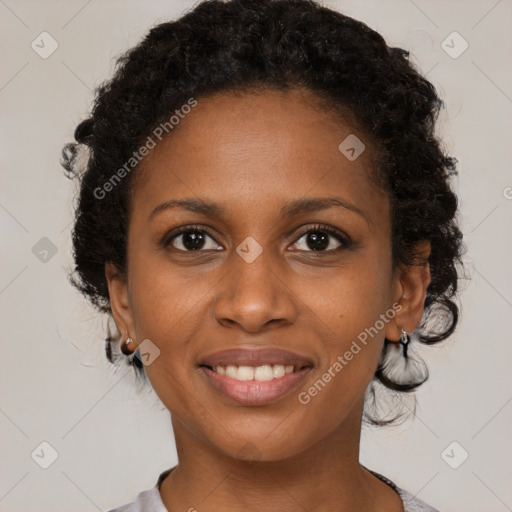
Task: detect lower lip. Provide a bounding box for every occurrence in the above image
[200,366,312,406]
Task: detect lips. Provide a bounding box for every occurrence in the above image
[200,347,313,368]
[199,348,313,406]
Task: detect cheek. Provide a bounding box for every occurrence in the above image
[293,293,388,443]
[128,245,213,339]
[294,250,391,406]
[126,251,228,413]
[301,249,392,345]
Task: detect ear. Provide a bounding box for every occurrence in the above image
[105,261,136,341]
[385,241,431,342]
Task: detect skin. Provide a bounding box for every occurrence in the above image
[106,87,431,512]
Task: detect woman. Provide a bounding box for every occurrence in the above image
[61,0,464,510]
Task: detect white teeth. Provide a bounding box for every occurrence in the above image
[237,366,255,381]
[226,365,238,379]
[212,364,299,381]
[273,365,285,378]
[254,365,274,381]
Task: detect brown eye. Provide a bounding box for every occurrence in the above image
[290,224,351,252]
[164,227,223,252]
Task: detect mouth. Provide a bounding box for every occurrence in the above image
[199,348,313,406]
[201,363,308,381]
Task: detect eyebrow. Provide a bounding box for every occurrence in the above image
[148,196,367,222]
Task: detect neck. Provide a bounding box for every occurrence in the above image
[159,400,402,512]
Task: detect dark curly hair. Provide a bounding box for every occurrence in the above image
[61,0,465,423]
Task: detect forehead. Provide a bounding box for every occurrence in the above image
[130,87,388,224]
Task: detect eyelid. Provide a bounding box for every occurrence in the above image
[293,223,351,246]
[162,224,221,248]
[162,223,351,252]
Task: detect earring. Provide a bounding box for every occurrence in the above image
[378,328,428,387]
[399,328,410,359]
[121,335,135,355]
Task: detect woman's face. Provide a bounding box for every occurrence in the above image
[107,88,423,461]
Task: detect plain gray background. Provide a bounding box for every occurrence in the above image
[1,0,511,510]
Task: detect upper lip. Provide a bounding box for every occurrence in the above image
[200,348,313,368]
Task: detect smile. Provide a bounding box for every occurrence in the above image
[198,347,313,406]
[211,364,299,381]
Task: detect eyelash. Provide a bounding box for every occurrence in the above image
[162,223,352,253]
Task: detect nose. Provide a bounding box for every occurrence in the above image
[213,248,298,334]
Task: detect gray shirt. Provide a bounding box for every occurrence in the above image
[106,467,440,512]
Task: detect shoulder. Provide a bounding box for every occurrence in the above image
[106,467,440,512]
[104,487,168,512]
[365,467,441,512]
[396,486,440,512]
[105,468,173,512]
